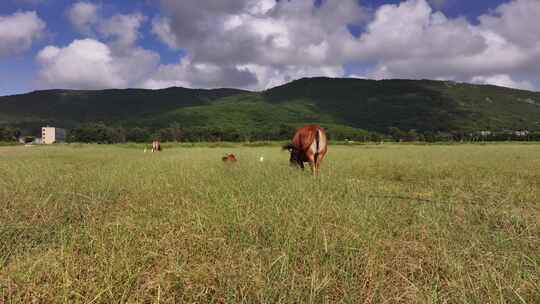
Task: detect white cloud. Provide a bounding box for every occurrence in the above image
[479,0,540,49]
[142,59,344,91]
[36,39,159,90]
[239,64,344,90]
[349,0,485,61]
[37,39,121,89]
[0,11,45,57]
[151,17,180,49]
[33,0,540,91]
[142,57,258,90]
[67,1,149,55]
[338,0,540,91]
[147,0,540,91]
[38,0,355,91]
[471,74,534,91]
[36,3,157,90]
[149,0,364,88]
[98,13,146,50]
[67,2,145,50]
[67,1,100,35]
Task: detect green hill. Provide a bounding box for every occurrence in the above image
[2,77,540,135]
[0,87,248,130]
[264,78,540,132]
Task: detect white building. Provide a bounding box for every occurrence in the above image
[42,127,66,144]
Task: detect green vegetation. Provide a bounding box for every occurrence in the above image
[2,78,540,140]
[1,144,539,303]
[0,87,247,129]
[0,126,20,142]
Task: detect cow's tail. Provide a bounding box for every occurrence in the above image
[314,128,320,165]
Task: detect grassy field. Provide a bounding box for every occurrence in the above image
[0,144,539,303]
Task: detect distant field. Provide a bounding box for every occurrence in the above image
[1,144,539,303]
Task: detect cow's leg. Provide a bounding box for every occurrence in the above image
[316,153,325,176]
[306,153,316,175]
[313,151,326,176]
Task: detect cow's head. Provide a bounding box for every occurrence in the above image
[283,144,302,167]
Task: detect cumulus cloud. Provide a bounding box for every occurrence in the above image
[479,0,540,49]
[472,74,534,91]
[67,1,100,35]
[349,0,486,61]
[236,64,344,90]
[151,17,179,50]
[146,0,540,91]
[36,39,159,90]
[67,1,145,50]
[154,0,364,66]
[98,13,146,50]
[143,59,343,90]
[148,0,364,89]
[337,0,540,91]
[36,0,540,91]
[0,11,45,57]
[36,3,156,90]
[142,59,258,89]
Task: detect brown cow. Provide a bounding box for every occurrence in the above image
[283,125,327,175]
[151,140,162,152]
[222,153,237,163]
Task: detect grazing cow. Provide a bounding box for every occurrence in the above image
[222,153,237,163]
[283,125,327,175]
[151,140,162,152]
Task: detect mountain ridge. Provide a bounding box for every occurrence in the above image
[5,77,538,97]
[2,77,540,134]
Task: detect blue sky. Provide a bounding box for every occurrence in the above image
[1,0,538,96]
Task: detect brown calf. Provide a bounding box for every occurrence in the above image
[222,153,237,163]
[283,125,327,175]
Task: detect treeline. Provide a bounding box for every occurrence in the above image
[385,128,540,142]
[4,123,540,143]
[64,123,385,143]
[62,124,540,143]
[65,123,296,143]
[0,126,21,142]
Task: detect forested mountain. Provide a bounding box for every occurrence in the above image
[2,77,540,141]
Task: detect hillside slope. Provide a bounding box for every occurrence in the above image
[0,87,248,129]
[264,78,540,131]
[1,78,540,132]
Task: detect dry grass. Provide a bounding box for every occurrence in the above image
[1,143,539,303]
